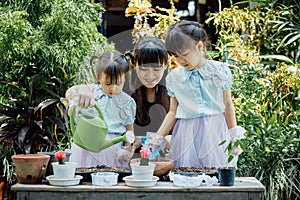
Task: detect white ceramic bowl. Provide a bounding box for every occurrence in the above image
[91,172,119,186]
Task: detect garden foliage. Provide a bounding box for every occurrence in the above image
[0,0,113,185]
[206,1,299,199]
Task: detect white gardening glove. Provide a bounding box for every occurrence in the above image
[117,146,134,163]
[229,126,246,141]
[76,85,95,108]
[228,126,246,156]
[66,85,97,123]
[145,132,167,151]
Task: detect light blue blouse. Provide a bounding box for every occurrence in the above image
[90,84,136,134]
[166,59,232,119]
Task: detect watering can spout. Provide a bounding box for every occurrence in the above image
[99,131,135,150]
[70,104,135,152]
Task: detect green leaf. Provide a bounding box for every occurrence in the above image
[218,140,227,146]
[286,34,300,45]
[228,155,234,164]
[259,55,294,64]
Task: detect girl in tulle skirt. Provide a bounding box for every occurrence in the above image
[66,50,136,168]
[157,20,241,168]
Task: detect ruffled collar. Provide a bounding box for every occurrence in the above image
[173,60,229,87]
[95,84,131,106]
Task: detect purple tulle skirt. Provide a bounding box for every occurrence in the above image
[170,114,238,168]
[69,133,127,168]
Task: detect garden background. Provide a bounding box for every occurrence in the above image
[0,0,299,199]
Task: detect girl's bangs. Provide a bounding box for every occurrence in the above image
[104,63,123,84]
[166,31,190,56]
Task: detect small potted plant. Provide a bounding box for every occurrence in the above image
[218,126,247,186]
[38,150,72,177]
[51,151,77,179]
[130,132,174,176]
[139,148,151,166]
[130,147,156,180]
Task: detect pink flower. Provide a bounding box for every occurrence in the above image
[139,148,150,166]
[140,148,150,159]
[55,151,66,164]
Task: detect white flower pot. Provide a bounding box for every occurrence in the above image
[51,162,77,179]
[130,162,155,181]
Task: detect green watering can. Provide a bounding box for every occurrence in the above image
[70,104,135,153]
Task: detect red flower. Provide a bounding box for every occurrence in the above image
[55,151,66,164]
[140,148,150,159]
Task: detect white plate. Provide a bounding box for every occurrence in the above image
[123,175,159,187]
[46,175,82,186]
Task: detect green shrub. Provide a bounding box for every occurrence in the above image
[207,2,300,199]
[0,0,114,185]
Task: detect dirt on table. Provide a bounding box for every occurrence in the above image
[76,165,130,173]
[76,165,131,182]
[172,167,217,174]
[76,165,218,182]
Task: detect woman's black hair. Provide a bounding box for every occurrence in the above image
[124,36,170,126]
[165,20,208,56]
[125,36,169,92]
[133,36,168,68]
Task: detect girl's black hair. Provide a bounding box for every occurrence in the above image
[165,20,208,56]
[91,50,129,84]
[124,36,170,127]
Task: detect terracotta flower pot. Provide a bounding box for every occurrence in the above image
[11,154,50,184]
[0,176,6,199]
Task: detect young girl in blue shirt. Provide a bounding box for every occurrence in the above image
[66,50,136,168]
[157,20,240,168]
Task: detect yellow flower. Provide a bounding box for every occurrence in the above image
[265,147,270,153]
[125,0,153,17]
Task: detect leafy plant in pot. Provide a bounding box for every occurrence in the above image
[0,74,72,184]
[218,126,247,186]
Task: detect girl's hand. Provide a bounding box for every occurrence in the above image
[66,85,95,108]
[77,85,95,108]
[165,135,172,149]
[117,146,134,162]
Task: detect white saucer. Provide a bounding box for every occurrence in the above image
[46,175,83,186]
[123,175,159,187]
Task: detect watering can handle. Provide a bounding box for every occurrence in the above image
[94,104,105,120]
[70,104,105,136]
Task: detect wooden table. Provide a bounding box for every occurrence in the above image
[12,177,265,200]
